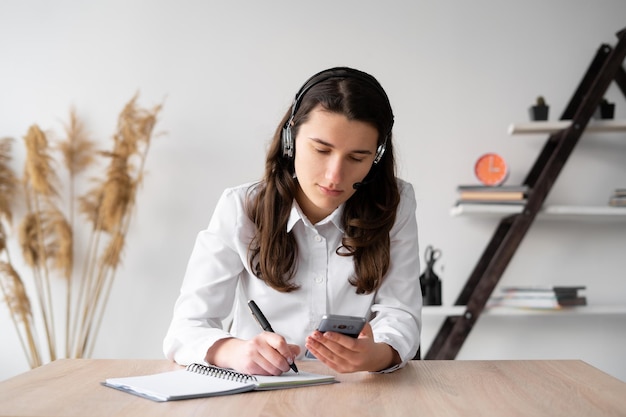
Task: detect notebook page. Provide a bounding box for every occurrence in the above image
[103,369,255,401]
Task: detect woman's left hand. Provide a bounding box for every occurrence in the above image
[305,323,400,373]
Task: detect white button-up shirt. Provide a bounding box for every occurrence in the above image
[163,179,421,370]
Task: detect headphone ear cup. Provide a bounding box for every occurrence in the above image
[373,140,386,165]
[281,125,294,159]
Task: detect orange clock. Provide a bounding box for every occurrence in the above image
[474,153,508,186]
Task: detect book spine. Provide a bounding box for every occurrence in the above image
[457,185,529,192]
[459,191,526,201]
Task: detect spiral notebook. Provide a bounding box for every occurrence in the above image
[102,363,337,402]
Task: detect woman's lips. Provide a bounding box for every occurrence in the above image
[318,185,343,197]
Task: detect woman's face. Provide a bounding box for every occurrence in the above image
[293,105,379,224]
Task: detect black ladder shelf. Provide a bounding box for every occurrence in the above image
[425,27,626,360]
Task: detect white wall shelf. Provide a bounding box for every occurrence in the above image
[508,119,626,135]
[423,305,626,316]
[485,305,626,316]
[450,204,626,217]
[450,204,523,216]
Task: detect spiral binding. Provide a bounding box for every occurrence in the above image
[186,363,258,383]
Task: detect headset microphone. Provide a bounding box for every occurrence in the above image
[353,165,380,189]
[353,179,371,190]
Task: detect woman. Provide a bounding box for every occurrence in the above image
[163,67,421,375]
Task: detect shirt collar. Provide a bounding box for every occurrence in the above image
[287,200,345,233]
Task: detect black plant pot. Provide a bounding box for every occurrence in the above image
[529,105,549,121]
[594,102,615,119]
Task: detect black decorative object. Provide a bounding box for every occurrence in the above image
[594,98,615,119]
[529,96,549,121]
[419,245,442,306]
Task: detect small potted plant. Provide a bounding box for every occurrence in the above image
[594,98,615,119]
[529,96,549,121]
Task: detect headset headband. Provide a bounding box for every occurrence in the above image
[282,67,394,163]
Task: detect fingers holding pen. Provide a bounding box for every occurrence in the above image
[249,332,300,375]
[206,335,299,376]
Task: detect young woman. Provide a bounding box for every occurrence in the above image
[163,67,421,375]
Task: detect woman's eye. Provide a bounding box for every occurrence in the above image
[313,147,364,162]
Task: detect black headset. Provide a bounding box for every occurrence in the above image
[281,67,394,165]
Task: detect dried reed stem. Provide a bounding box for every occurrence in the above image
[58,108,95,357]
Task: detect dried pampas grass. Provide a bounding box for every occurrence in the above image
[59,108,95,177]
[23,125,58,197]
[0,94,163,365]
[0,261,41,368]
[71,94,162,357]
[0,138,18,224]
[0,139,40,364]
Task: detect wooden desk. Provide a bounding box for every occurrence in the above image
[1,359,625,416]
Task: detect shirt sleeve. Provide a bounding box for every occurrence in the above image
[369,180,422,370]
[163,187,249,365]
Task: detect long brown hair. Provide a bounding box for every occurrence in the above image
[246,68,400,294]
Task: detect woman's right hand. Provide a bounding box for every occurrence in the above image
[205,333,301,376]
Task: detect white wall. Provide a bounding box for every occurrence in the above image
[1,1,625,382]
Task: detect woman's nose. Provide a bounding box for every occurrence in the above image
[325,156,345,184]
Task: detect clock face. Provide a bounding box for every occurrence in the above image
[474,153,508,186]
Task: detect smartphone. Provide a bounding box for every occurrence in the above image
[316,314,366,338]
[305,314,367,359]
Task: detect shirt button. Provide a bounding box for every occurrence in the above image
[314,275,324,284]
[314,235,322,242]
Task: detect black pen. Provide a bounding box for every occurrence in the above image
[247,300,299,374]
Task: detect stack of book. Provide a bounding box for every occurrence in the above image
[608,189,626,207]
[456,185,528,206]
[487,286,587,310]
